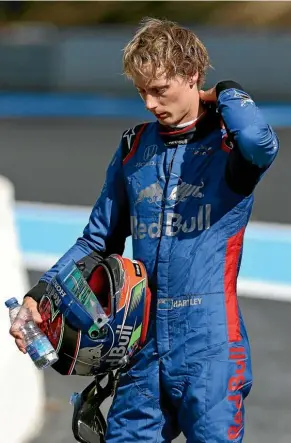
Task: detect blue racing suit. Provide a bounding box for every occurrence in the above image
[27,81,279,442]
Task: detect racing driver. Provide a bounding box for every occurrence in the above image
[11,17,279,443]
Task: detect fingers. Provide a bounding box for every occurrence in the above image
[9,327,26,353]
[9,325,22,339]
[9,297,43,355]
[27,306,43,324]
[23,297,43,324]
[199,86,217,102]
[32,309,43,324]
[15,338,27,354]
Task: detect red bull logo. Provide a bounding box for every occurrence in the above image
[168,180,204,202]
[107,325,133,367]
[135,181,163,205]
[131,204,211,239]
[135,179,204,208]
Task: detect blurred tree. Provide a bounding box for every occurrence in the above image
[0,1,30,20]
[0,1,290,28]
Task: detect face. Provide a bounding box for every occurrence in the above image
[134,70,200,126]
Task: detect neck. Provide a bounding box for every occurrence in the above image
[176,97,206,127]
[189,97,205,122]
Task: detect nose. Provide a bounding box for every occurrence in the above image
[145,94,158,112]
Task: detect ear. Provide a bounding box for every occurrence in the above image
[189,71,199,88]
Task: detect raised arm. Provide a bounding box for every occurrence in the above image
[217,80,279,195]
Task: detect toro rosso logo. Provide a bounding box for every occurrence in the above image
[135,177,204,208]
[135,181,163,205]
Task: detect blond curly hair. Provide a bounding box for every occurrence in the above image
[123,17,210,88]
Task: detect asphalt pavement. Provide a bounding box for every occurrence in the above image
[0,118,290,443]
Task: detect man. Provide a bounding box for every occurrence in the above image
[11,18,279,443]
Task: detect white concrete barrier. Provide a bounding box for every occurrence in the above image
[0,176,45,443]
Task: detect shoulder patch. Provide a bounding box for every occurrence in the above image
[122,123,148,163]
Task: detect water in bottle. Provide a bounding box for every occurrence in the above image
[5,297,59,369]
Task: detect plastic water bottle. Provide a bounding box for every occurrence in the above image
[5,297,59,369]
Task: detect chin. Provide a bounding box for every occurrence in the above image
[158,115,173,125]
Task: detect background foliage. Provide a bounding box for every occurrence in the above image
[0,1,290,29]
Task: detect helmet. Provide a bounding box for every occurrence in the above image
[38,254,151,376]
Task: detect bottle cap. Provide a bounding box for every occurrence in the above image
[5,297,18,308]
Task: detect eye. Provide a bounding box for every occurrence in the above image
[154,87,168,96]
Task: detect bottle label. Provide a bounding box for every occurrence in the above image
[26,337,54,362]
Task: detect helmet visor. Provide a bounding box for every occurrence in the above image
[48,260,110,338]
